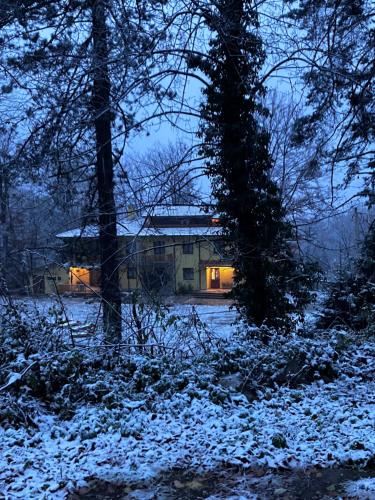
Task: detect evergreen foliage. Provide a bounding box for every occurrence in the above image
[196,0,315,328]
[319,222,375,331]
[285,0,374,197]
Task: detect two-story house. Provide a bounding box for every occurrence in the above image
[35,205,234,295]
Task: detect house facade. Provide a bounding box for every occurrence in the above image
[37,206,234,295]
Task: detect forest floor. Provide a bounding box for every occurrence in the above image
[0,297,374,499]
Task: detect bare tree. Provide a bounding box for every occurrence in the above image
[120,141,201,213]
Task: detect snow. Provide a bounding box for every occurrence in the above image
[7,296,236,338]
[1,297,374,498]
[56,205,221,239]
[57,221,221,239]
[345,478,375,498]
[1,365,374,497]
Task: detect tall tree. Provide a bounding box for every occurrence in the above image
[284,0,374,201]
[196,0,312,328]
[91,0,121,340]
[0,0,173,339]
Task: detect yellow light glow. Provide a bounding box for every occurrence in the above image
[69,267,90,286]
[206,266,234,290]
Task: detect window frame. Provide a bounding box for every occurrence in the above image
[183,267,194,281]
[182,242,194,254]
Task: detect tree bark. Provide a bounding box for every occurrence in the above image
[0,163,9,281]
[91,0,122,341]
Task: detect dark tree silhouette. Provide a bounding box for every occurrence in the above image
[196,0,313,328]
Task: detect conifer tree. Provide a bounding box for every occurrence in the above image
[319,222,375,331]
[284,0,374,197]
[197,0,313,328]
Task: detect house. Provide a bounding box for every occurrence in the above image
[36,205,235,295]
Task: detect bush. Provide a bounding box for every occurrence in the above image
[318,224,375,331]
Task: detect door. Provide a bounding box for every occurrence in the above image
[210,268,220,289]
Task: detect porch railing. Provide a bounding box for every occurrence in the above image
[57,284,99,295]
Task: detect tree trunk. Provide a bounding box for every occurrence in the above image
[91,0,122,342]
[0,163,9,282]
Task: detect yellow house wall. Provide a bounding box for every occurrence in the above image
[173,238,220,292]
[119,236,222,292]
[119,266,139,290]
[174,237,199,292]
[50,234,228,295]
[43,265,70,294]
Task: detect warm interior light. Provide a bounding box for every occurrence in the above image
[69,267,90,286]
[206,266,234,289]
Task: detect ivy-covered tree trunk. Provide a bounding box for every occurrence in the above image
[92,0,122,341]
[198,0,311,328]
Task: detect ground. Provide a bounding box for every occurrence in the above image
[0,296,374,499]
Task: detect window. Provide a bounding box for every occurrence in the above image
[183,267,194,280]
[127,267,136,279]
[153,241,165,255]
[182,242,194,254]
[213,239,225,256]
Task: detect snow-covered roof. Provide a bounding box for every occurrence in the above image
[57,205,221,239]
[57,219,221,239]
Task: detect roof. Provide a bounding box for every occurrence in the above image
[141,205,214,217]
[57,217,222,239]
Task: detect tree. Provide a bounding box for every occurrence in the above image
[122,141,200,211]
[91,0,121,340]
[196,0,313,328]
[284,0,374,201]
[0,0,171,340]
[318,220,375,331]
[1,0,217,338]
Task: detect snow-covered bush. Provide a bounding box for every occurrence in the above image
[1,299,373,432]
[0,302,223,424]
[209,326,374,396]
[318,223,375,331]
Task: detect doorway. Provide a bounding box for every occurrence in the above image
[210,268,220,288]
[69,267,90,287]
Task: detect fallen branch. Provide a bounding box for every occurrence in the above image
[0,361,38,393]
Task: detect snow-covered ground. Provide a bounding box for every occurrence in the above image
[345,478,375,498]
[1,370,374,497]
[1,297,374,499]
[8,296,237,335]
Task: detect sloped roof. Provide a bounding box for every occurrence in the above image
[57,205,221,239]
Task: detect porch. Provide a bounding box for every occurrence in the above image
[204,265,234,290]
[57,266,100,296]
